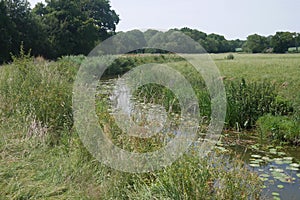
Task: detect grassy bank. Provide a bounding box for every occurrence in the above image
[214,53,300,144]
[2,52,299,198]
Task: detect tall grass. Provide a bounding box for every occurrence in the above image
[0,53,263,199]
[225,78,294,129]
[100,153,261,199]
[0,48,78,144]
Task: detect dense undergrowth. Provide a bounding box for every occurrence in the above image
[0,53,263,199]
[1,52,298,142]
[2,52,299,198]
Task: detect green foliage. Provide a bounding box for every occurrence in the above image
[0,0,47,63]
[0,0,119,63]
[225,54,235,60]
[99,154,261,199]
[0,123,262,199]
[32,0,119,58]
[257,115,300,144]
[103,54,184,78]
[243,34,270,53]
[225,79,293,129]
[178,27,207,41]
[271,32,294,53]
[0,49,79,141]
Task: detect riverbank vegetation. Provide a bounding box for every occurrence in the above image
[1,51,300,198]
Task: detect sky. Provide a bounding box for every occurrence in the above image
[29,0,300,40]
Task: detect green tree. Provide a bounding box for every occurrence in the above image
[0,0,45,62]
[271,32,294,53]
[293,32,300,52]
[0,0,13,62]
[144,29,160,41]
[203,33,230,53]
[34,0,119,58]
[202,37,219,53]
[148,30,203,53]
[228,39,246,52]
[243,34,269,53]
[178,27,207,41]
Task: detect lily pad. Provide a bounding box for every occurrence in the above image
[277,184,284,189]
[273,168,284,173]
[251,144,260,150]
[262,156,271,162]
[271,171,292,183]
[260,173,270,178]
[290,163,300,168]
[283,157,293,160]
[250,159,264,164]
[274,160,284,165]
[277,152,286,156]
[249,163,260,168]
[251,154,262,158]
[272,192,280,196]
[282,159,293,164]
[286,166,299,171]
[259,176,268,181]
[296,173,300,178]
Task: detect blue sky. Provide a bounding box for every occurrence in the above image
[29,0,300,40]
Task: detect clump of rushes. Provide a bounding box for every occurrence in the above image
[225,78,294,130]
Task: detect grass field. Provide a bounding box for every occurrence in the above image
[1,53,299,199]
[214,53,300,106]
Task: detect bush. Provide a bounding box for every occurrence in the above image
[225,54,234,60]
[225,79,294,129]
[257,114,300,144]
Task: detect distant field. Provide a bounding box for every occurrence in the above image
[211,53,300,106]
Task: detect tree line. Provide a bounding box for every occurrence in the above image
[243,32,300,53]
[1,0,299,63]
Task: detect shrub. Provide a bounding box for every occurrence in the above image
[225,54,234,60]
[257,114,300,144]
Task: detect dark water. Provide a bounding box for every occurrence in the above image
[223,133,300,200]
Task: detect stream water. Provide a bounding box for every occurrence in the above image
[222,133,300,200]
[98,79,300,200]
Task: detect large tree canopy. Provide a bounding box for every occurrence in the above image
[0,0,44,62]
[243,34,269,53]
[33,0,119,58]
[271,32,294,53]
[0,0,119,62]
